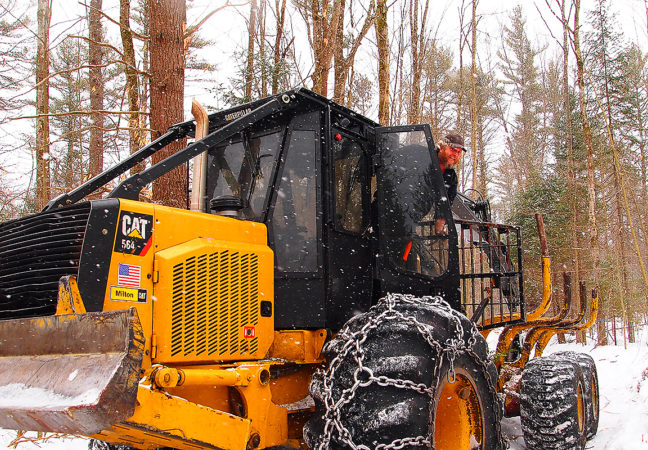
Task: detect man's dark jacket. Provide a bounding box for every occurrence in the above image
[443,168,458,205]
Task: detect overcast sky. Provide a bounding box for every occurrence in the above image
[2,0,646,192]
[40,0,648,118]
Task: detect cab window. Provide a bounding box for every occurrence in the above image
[332,130,369,234]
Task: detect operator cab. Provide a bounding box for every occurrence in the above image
[199,90,459,330]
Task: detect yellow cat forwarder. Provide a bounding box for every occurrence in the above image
[0,89,599,449]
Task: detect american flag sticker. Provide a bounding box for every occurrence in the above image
[118,263,141,287]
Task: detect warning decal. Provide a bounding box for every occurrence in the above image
[243,326,256,339]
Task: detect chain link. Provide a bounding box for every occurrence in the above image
[313,293,506,450]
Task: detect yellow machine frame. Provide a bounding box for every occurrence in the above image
[53,200,327,449]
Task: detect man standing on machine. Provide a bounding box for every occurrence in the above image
[435,132,466,234]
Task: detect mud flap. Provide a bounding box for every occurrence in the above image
[0,309,145,434]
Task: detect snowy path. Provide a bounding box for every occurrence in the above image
[0,328,646,450]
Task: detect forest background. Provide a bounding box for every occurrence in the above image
[0,0,647,346]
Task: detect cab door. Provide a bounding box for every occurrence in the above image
[373,125,460,310]
[325,126,373,329]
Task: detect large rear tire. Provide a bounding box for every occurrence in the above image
[303,293,504,449]
[549,351,599,438]
[520,356,587,449]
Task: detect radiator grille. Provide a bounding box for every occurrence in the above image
[0,203,90,319]
[170,250,260,358]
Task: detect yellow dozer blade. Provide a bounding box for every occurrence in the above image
[0,308,144,435]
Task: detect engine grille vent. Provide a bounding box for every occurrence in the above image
[0,203,90,319]
[170,250,260,358]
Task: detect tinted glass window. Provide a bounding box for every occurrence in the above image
[333,132,367,233]
[248,131,283,219]
[206,129,282,221]
[208,140,244,198]
[272,130,318,272]
[378,130,451,278]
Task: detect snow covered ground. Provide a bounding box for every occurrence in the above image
[0,326,646,450]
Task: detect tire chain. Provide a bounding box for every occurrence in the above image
[313,293,506,450]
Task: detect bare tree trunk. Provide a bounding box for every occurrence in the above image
[457,0,468,186]
[554,0,585,343]
[36,0,51,210]
[272,0,286,94]
[66,133,75,191]
[245,0,257,100]
[307,0,344,95]
[639,94,647,201]
[642,2,648,208]
[333,0,375,104]
[120,0,145,174]
[477,117,487,194]
[88,0,104,180]
[645,0,648,38]
[470,0,478,193]
[141,0,150,133]
[390,1,407,124]
[332,0,347,104]
[556,273,570,344]
[259,0,268,97]
[457,1,467,133]
[407,0,428,124]
[376,0,389,124]
[597,4,631,342]
[149,0,187,208]
[573,0,605,344]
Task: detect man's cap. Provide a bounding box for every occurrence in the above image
[443,132,467,151]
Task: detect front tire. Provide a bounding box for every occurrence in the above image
[304,293,504,449]
[520,356,587,449]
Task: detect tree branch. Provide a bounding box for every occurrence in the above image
[78,0,149,40]
[11,110,150,120]
[185,1,248,40]
[69,34,125,58]
[7,58,150,103]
